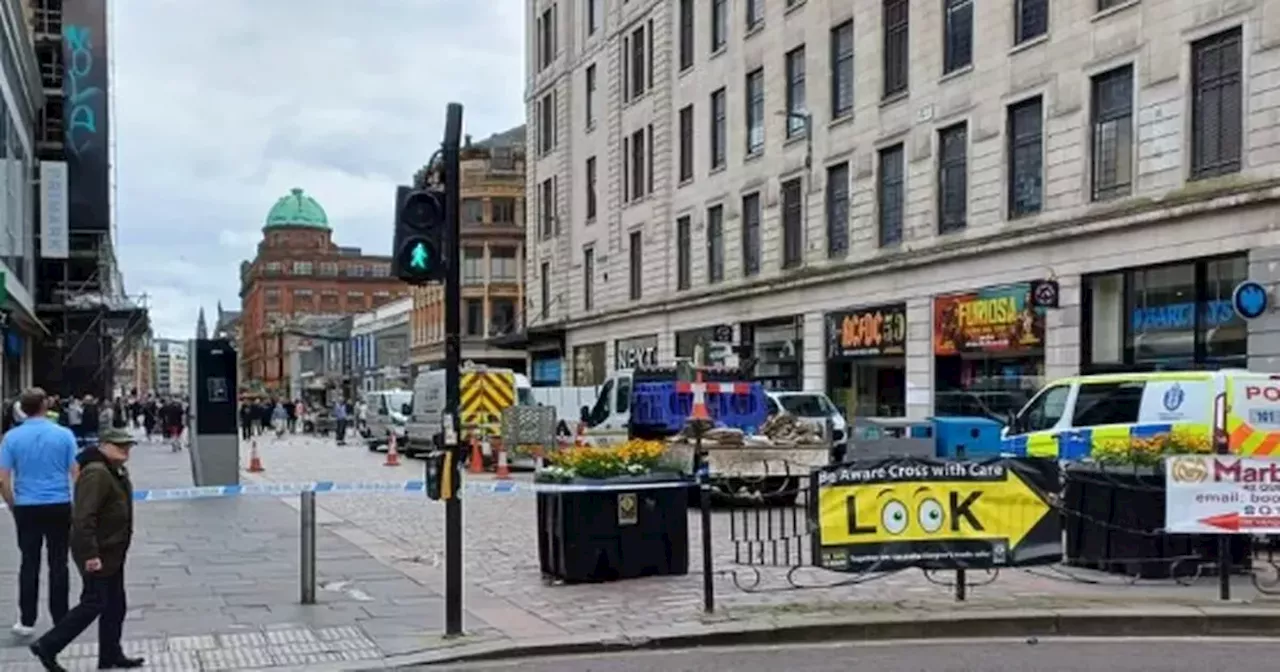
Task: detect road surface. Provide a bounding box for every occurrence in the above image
[428,637,1280,671]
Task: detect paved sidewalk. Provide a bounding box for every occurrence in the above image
[239,434,1280,666]
[0,433,489,671]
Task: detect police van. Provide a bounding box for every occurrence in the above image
[1001,370,1280,459]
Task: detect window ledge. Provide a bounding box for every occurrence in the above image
[744,150,765,164]
[880,91,909,109]
[678,177,694,189]
[1092,0,1140,22]
[940,64,973,84]
[828,113,854,130]
[585,122,596,134]
[784,133,808,148]
[745,22,765,39]
[709,164,727,176]
[1010,34,1049,55]
[784,0,807,16]
[710,46,727,61]
[679,64,694,78]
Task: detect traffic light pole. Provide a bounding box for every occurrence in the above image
[442,102,464,637]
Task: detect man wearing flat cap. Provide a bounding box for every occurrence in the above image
[29,428,143,671]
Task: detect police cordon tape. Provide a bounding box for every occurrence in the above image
[0,478,690,508]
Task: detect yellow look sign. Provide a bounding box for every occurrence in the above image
[814,458,1058,571]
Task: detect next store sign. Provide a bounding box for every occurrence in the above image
[1131,300,1235,332]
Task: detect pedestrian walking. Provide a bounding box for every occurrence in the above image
[0,388,78,640]
[29,428,144,672]
[333,399,349,445]
[271,400,287,439]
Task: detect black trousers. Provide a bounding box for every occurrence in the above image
[336,418,348,442]
[12,503,71,627]
[36,568,126,662]
[241,422,252,439]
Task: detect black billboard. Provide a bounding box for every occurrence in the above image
[62,0,110,232]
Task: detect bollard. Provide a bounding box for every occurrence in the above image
[301,490,316,605]
[1218,534,1231,601]
[700,481,715,614]
[953,444,967,602]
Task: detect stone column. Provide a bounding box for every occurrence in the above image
[905,296,933,420]
[1248,247,1280,372]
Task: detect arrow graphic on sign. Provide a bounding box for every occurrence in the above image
[1197,512,1280,531]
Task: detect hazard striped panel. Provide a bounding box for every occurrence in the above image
[1227,414,1280,456]
[460,370,516,436]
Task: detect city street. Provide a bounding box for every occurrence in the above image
[425,638,1280,672]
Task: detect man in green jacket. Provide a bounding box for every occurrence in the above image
[28,428,144,672]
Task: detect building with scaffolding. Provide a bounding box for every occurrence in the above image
[28,0,148,399]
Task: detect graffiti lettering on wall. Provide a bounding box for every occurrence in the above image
[63,25,102,158]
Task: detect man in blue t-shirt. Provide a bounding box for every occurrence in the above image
[0,388,79,639]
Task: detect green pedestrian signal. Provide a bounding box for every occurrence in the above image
[410,242,429,270]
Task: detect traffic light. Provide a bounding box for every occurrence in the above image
[392,184,447,284]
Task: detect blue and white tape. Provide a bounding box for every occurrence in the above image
[1,479,691,508]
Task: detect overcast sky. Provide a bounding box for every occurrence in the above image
[112,0,525,339]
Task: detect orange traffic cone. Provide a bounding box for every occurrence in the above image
[468,436,485,474]
[493,438,510,480]
[247,440,264,473]
[384,435,401,467]
[689,370,712,422]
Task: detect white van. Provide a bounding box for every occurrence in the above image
[362,389,413,452]
[405,366,533,456]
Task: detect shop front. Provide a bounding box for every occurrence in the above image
[1082,254,1247,373]
[572,342,606,386]
[742,316,803,391]
[934,283,1047,422]
[825,303,907,418]
[674,324,733,363]
[614,334,659,370]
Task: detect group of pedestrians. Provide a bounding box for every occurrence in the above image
[0,388,142,671]
[238,397,304,440]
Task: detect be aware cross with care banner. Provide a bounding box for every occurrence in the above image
[813,457,1061,572]
[1166,455,1280,533]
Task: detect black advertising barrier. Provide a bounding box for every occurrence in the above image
[62,0,111,232]
[811,456,1061,572]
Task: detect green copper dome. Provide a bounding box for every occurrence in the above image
[264,187,329,229]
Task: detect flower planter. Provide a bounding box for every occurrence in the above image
[1063,464,1251,579]
[535,474,692,583]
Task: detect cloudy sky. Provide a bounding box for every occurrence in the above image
[113,0,525,339]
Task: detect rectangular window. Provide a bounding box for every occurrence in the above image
[585,64,596,126]
[622,135,630,201]
[746,0,763,30]
[826,162,849,257]
[630,128,646,200]
[1091,65,1134,201]
[1015,0,1048,44]
[492,197,516,225]
[583,247,595,311]
[707,205,725,283]
[586,0,598,35]
[742,192,761,276]
[629,231,643,301]
[462,198,483,224]
[586,156,598,219]
[710,88,726,169]
[463,247,484,285]
[785,47,807,138]
[882,0,909,98]
[631,24,646,100]
[586,245,593,312]
[540,261,550,319]
[489,247,518,281]
[540,177,555,237]
[944,0,973,74]
[539,92,555,154]
[1096,0,1125,10]
[490,298,516,337]
[679,0,694,70]
[647,123,655,193]
[1008,96,1044,218]
[465,299,484,337]
[538,6,555,70]
[878,144,905,246]
[676,216,692,290]
[1190,28,1243,180]
[679,105,694,182]
[938,122,968,234]
[781,178,803,268]
[746,68,764,154]
[830,21,854,119]
[711,0,727,52]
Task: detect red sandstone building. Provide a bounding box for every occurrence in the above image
[238,188,406,394]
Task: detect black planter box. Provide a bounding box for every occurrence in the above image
[536,475,692,583]
[1064,465,1251,579]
